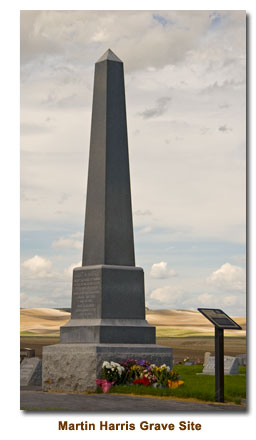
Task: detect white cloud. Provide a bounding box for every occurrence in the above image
[150,261,177,279]
[150,285,184,306]
[19,11,211,70]
[196,293,215,306]
[22,255,53,278]
[207,262,246,292]
[52,237,83,249]
[195,292,244,309]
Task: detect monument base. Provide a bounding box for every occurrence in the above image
[60,318,155,344]
[42,343,173,392]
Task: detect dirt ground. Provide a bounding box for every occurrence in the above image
[20,335,246,363]
[157,336,246,362]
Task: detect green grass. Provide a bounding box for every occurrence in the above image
[98,365,246,405]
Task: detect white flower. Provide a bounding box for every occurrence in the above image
[102,361,111,369]
[117,365,125,376]
[110,361,120,367]
[102,360,124,376]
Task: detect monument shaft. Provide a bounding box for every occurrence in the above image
[83,52,135,267]
[60,49,154,344]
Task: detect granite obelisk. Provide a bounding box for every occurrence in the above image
[60,49,154,344]
[42,49,172,392]
[82,49,135,267]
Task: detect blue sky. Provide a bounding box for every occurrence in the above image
[20,10,246,315]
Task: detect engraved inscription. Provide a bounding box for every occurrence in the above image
[72,269,101,318]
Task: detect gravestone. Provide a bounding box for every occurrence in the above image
[20,357,42,386]
[42,49,173,392]
[236,354,246,366]
[204,351,211,365]
[201,355,239,375]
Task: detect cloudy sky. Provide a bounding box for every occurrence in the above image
[20,10,246,315]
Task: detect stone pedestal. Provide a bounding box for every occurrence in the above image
[60,265,155,344]
[42,344,173,392]
[42,264,173,392]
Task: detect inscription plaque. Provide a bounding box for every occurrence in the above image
[71,268,101,318]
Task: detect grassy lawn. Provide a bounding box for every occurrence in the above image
[98,365,246,405]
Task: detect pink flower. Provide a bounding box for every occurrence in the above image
[96,379,115,393]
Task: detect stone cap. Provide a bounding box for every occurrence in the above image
[96,48,122,63]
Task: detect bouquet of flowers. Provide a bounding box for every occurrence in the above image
[119,359,151,384]
[149,364,173,387]
[101,361,125,385]
[96,359,184,391]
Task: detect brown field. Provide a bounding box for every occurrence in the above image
[20,308,246,362]
[20,308,70,335]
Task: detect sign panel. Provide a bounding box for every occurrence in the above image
[198,308,242,330]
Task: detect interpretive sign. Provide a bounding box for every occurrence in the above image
[198,308,242,329]
[198,307,242,402]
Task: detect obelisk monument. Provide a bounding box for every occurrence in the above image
[42,49,172,392]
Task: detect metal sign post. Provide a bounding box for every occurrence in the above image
[215,327,224,402]
[198,308,242,403]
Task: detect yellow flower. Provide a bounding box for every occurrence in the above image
[168,380,184,389]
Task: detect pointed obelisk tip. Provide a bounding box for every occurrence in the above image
[96,48,122,63]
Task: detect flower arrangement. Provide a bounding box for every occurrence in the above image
[101,361,125,384]
[96,359,184,392]
[149,363,171,387]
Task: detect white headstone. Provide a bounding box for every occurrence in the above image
[204,351,211,365]
[202,355,239,375]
